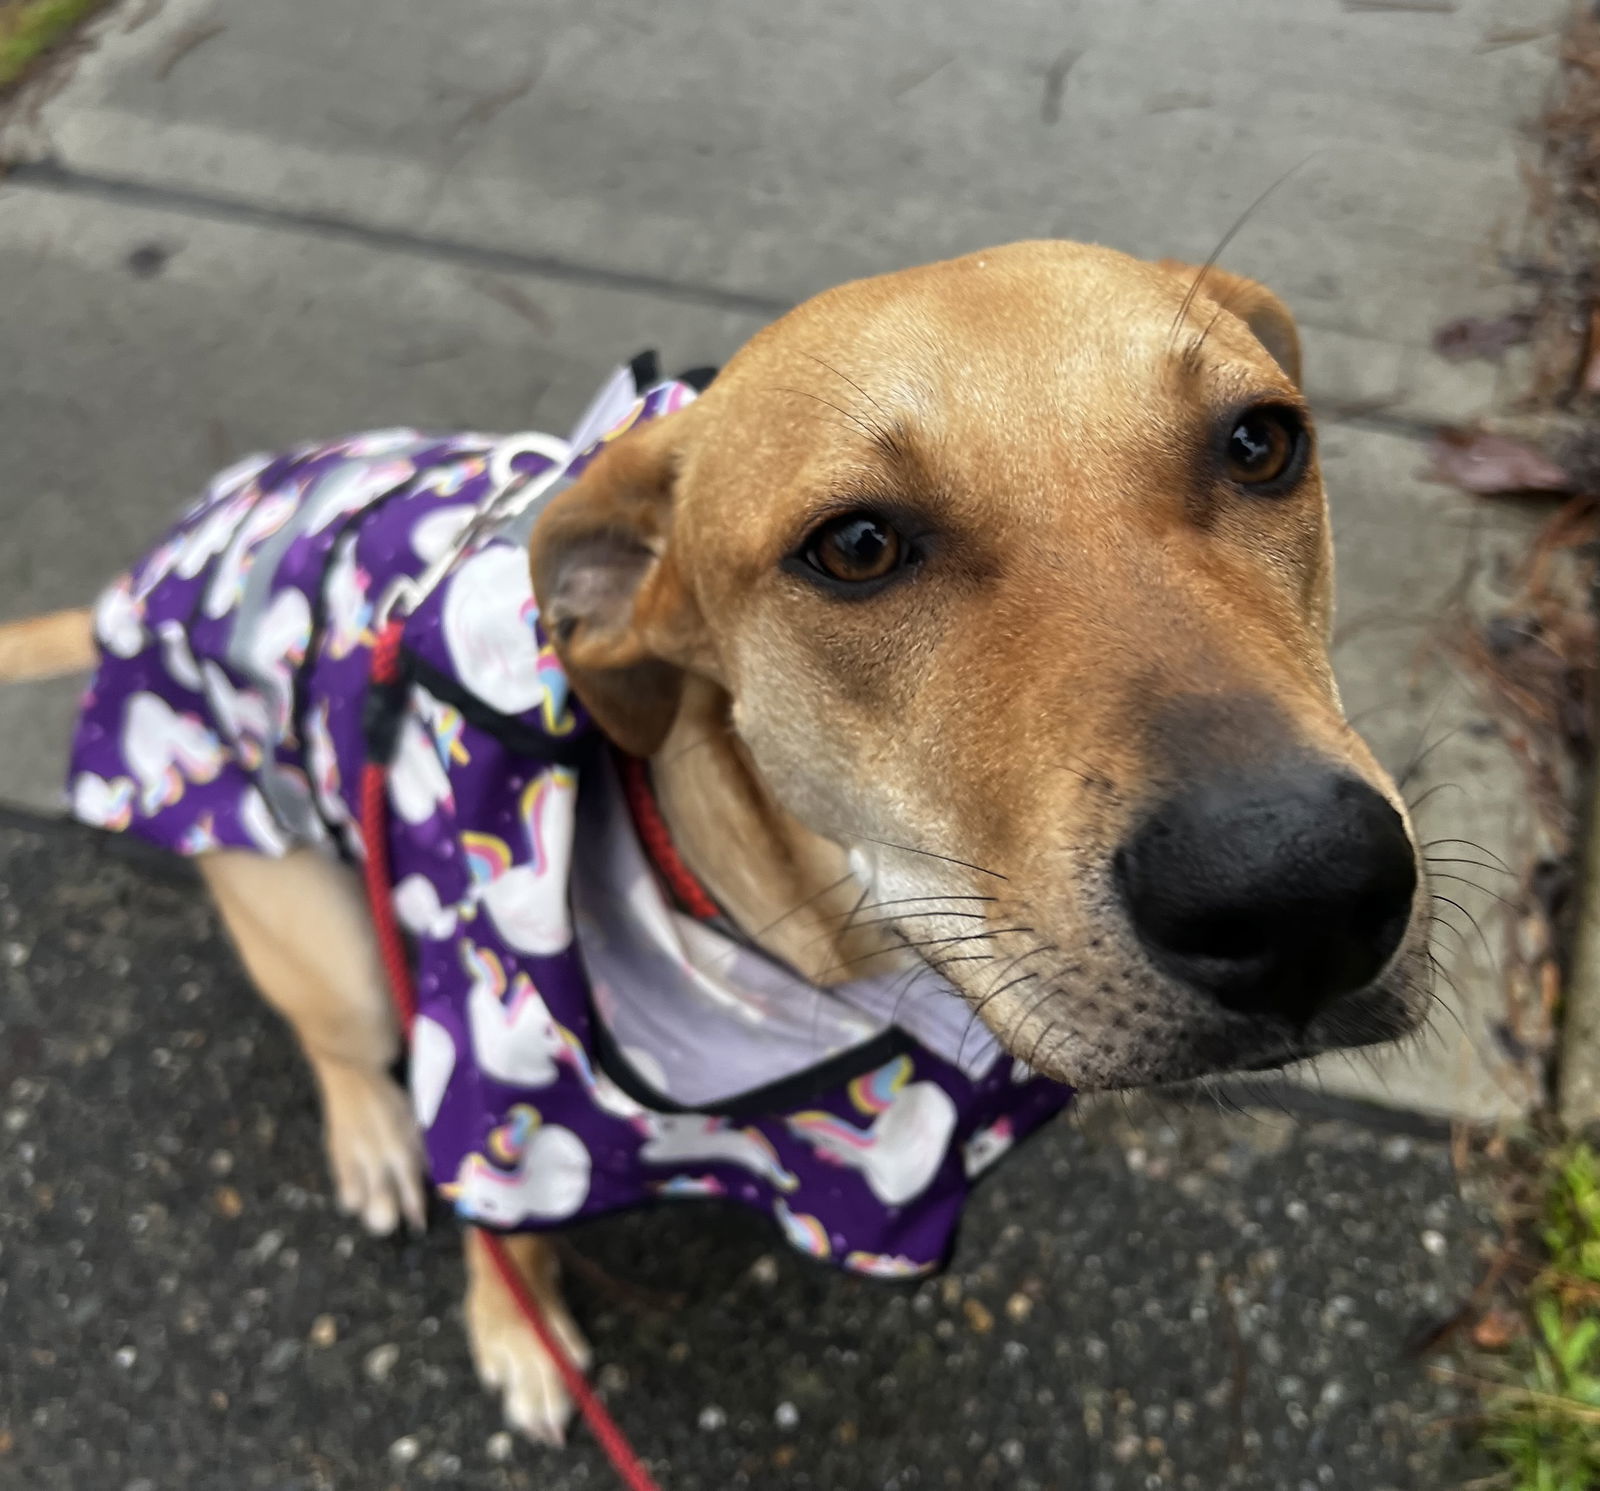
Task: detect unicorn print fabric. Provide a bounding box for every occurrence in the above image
[66,357,1073,1277]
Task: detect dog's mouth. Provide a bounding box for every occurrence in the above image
[886,905,1431,1094]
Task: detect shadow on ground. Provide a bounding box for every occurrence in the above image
[0,816,1494,1491]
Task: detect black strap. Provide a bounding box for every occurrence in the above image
[398,648,601,769]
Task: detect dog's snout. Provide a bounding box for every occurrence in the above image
[1114,767,1417,1022]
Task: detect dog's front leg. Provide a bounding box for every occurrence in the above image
[464,1227,592,1445]
[200,846,426,1235]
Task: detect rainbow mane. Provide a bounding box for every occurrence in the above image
[738,1126,799,1190]
[144,764,185,815]
[459,940,509,1000]
[848,1055,913,1116]
[518,769,576,870]
[418,457,483,497]
[432,705,470,765]
[844,1252,932,1279]
[598,401,644,447]
[532,643,576,736]
[486,1103,541,1164]
[93,777,136,831]
[788,1110,872,1155]
[504,972,556,1028]
[180,814,218,854]
[556,1024,597,1084]
[461,831,514,887]
[654,1176,727,1199]
[774,1201,832,1259]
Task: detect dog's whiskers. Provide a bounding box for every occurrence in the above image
[1405,780,1466,817]
[1166,156,1316,354]
[957,964,1046,1069]
[814,892,1001,922]
[810,921,1019,983]
[1425,871,1516,909]
[1424,854,1513,881]
[797,353,903,455]
[1431,892,1496,966]
[766,387,887,450]
[1423,837,1514,874]
[849,832,1009,881]
[1397,724,1469,792]
[751,870,861,940]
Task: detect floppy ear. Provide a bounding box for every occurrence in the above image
[528,416,706,757]
[1157,259,1303,388]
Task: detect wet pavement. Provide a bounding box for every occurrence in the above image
[0,813,1498,1490]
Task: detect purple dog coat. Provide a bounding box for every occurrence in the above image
[66,356,1073,1277]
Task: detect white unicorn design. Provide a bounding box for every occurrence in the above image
[638,1114,799,1192]
[461,942,567,1090]
[122,692,225,815]
[454,1108,592,1227]
[788,1080,957,1206]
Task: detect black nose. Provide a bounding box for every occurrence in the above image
[1115,767,1417,1023]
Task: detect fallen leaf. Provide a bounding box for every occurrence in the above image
[1583,306,1600,393]
[1426,430,1572,495]
[1471,1307,1524,1350]
[1433,312,1533,362]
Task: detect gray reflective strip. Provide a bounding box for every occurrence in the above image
[493,474,577,548]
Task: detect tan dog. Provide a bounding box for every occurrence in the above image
[1,241,1429,1445]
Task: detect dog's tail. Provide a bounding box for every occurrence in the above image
[0,608,97,684]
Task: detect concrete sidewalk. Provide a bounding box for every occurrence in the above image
[0,0,1573,1118]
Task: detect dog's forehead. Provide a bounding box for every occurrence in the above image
[701,243,1279,452]
[668,242,1312,591]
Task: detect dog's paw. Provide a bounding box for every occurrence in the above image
[318,1066,427,1236]
[466,1276,592,1447]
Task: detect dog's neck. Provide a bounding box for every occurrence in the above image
[648,677,896,986]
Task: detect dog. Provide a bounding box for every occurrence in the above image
[2,240,1430,1447]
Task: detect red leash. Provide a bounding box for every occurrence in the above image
[359,619,663,1491]
[616,753,721,923]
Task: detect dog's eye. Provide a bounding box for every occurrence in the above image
[802,513,906,584]
[1225,406,1305,489]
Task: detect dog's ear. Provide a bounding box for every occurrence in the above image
[1157,260,1302,388]
[529,416,706,757]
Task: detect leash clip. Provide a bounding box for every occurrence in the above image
[371,575,419,632]
[369,433,574,635]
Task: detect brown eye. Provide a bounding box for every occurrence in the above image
[1225,407,1305,488]
[803,512,905,584]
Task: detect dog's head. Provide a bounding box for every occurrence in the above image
[530,240,1429,1090]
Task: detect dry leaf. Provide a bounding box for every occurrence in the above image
[1426,429,1572,494]
[1433,312,1533,362]
[1470,1307,1523,1350]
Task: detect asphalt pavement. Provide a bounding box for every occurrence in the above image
[0,813,1497,1491]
